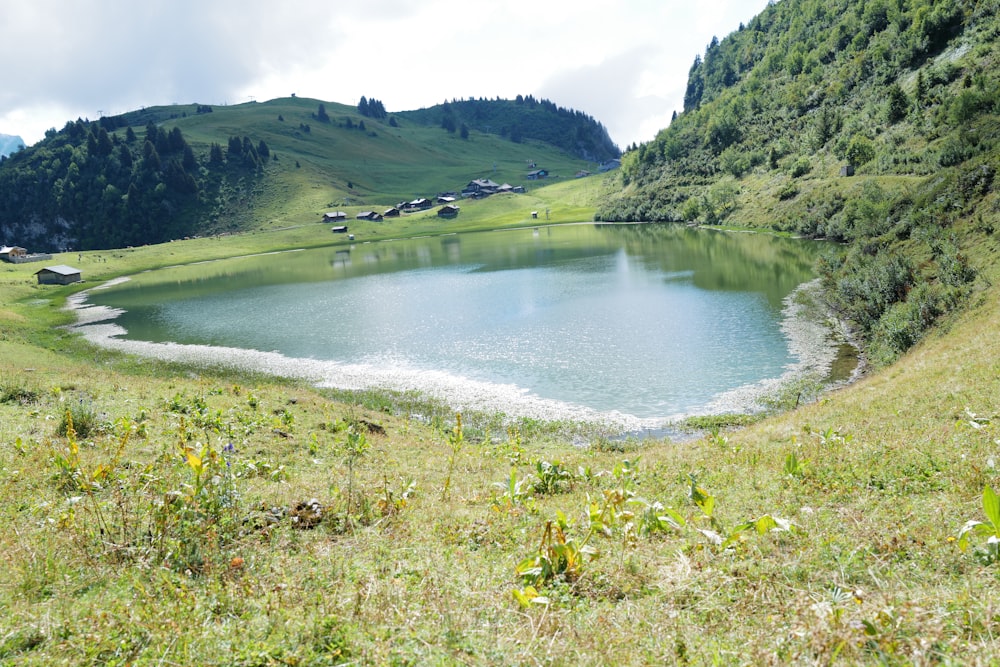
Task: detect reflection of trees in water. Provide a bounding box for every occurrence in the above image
[90,224,821,312]
[596,223,822,306]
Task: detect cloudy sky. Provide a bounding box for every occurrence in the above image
[1,0,771,150]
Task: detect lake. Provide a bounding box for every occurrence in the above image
[74,223,830,430]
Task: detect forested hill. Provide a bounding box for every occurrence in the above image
[600,0,999,367]
[0,96,605,252]
[396,95,619,163]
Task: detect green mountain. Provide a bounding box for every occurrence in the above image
[599,0,998,366]
[396,95,620,163]
[0,96,607,251]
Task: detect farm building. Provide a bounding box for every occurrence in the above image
[35,265,82,285]
[356,211,384,222]
[2,245,53,264]
[437,204,460,219]
[0,245,27,262]
[402,198,432,211]
[323,211,348,222]
[383,207,400,218]
[462,179,500,197]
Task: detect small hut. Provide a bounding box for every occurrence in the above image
[0,245,27,262]
[437,204,460,219]
[35,265,82,285]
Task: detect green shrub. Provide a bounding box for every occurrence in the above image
[777,181,800,200]
[0,381,40,405]
[823,248,914,332]
[868,284,945,365]
[845,135,876,166]
[56,402,99,439]
[681,197,701,221]
[939,137,972,167]
[790,157,811,178]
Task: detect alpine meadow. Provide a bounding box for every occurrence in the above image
[2,0,1000,664]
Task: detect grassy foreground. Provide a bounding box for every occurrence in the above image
[2,193,1000,664]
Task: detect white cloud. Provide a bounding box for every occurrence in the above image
[1,0,770,148]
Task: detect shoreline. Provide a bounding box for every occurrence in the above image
[65,269,853,437]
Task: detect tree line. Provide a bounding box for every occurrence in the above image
[0,118,269,251]
[398,96,620,162]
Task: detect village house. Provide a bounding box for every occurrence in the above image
[527,169,548,180]
[437,204,460,219]
[356,211,384,222]
[401,198,432,211]
[383,207,400,218]
[35,265,82,285]
[0,245,27,262]
[462,178,500,197]
[323,211,348,222]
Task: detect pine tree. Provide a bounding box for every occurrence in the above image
[209,143,224,165]
[886,84,909,123]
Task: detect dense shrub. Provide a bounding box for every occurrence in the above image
[56,401,100,439]
[790,157,812,178]
[868,283,949,365]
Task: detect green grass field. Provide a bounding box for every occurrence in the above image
[2,175,1000,663]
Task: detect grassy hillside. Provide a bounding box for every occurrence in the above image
[0,96,597,251]
[599,0,1000,370]
[168,97,596,221]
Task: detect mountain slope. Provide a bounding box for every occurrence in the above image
[598,0,999,366]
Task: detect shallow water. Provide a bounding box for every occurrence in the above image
[76,224,828,428]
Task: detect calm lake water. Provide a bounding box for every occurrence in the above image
[83,224,823,425]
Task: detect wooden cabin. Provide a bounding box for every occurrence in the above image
[35,265,82,285]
